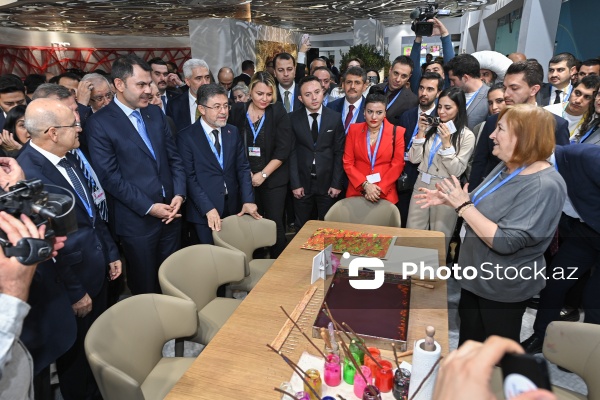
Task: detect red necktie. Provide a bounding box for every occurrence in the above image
[344,104,355,130]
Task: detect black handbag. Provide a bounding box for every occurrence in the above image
[392,125,414,193]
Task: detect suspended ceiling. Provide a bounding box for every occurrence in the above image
[0,0,491,36]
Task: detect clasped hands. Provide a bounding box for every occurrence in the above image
[149,195,184,224]
[363,182,382,203]
[414,175,469,209]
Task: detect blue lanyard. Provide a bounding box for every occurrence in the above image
[472,166,525,206]
[556,85,573,103]
[426,135,443,170]
[406,109,423,151]
[385,85,402,110]
[465,87,482,108]
[366,123,384,172]
[204,128,224,169]
[344,100,361,134]
[75,189,93,219]
[246,113,265,144]
[323,96,329,106]
[579,126,597,143]
[73,149,98,190]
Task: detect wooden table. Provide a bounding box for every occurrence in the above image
[166,221,448,399]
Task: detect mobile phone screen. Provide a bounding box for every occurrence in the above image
[501,353,552,399]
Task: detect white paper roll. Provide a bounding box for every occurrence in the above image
[407,339,441,400]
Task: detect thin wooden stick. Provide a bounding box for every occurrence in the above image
[322,303,353,342]
[337,336,376,396]
[337,396,347,400]
[398,349,413,358]
[408,356,443,400]
[280,305,327,359]
[412,281,435,289]
[335,334,350,359]
[274,387,297,399]
[266,344,322,400]
[354,340,383,369]
[392,343,400,369]
[341,321,361,339]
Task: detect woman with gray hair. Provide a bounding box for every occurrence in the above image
[231,82,250,103]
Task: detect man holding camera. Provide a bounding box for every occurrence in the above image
[18,98,121,400]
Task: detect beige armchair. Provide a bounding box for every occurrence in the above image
[212,214,277,292]
[158,244,245,345]
[324,197,401,227]
[84,294,198,400]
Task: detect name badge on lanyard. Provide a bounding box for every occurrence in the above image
[246,112,265,157]
[366,124,384,183]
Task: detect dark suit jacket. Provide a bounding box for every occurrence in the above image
[469,112,570,187]
[166,90,195,134]
[537,83,553,107]
[275,84,303,112]
[86,101,186,237]
[375,84,418,125]
[177,121,253,223]
[289,106,345,193]
[398,106,438,186]
[327,96,367,127]
[234,73,252,87]
[18,146,118,373]
[228,101,292,188]
[555,144,600,234]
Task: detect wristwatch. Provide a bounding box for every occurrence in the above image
[261,171,268,179]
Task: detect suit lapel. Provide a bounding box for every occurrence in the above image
[195,122,223,170]
[222,126,236,170]
[140,107,161,167]
[109,102,155,161]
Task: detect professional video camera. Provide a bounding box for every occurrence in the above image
[0,179,77,265]
[410,2,450,37]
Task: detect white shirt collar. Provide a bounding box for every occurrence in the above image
[305,106,323,119]
[199,117,220,137]
[30,141,64,167]
[114,95,139,116]
[279,82,296,98]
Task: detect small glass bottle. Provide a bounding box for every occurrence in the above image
[342,353,359,384]
[362,385,382,400]
[364,347,382,378]
[349,339,365,364]
[392,368,411,400]
[303,368,322,400]
[295,391,310,400]
[324,353,341,387]
[353,365,373,398]
[279,382,295,400]
[374,360,394,393]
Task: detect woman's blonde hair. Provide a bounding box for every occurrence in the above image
[248,71,277,104]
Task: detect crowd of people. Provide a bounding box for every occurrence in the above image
[0,15,598,400]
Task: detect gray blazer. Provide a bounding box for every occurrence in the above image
[466,83,490,131]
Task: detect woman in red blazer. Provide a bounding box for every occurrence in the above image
[343,87,405,204]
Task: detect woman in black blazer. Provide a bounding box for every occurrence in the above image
[229,71,292,257]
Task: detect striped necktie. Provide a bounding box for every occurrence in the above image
[70,149,108,222]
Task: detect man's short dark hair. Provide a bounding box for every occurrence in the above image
[342,66,366,82]
[57,72,81,83]
[24,74,46,94]
[148,57,167,68]
[0,76,25,94]
[577,75,600,91]
[298,75,321,92]
[31,83,73,100]
[505,61,543,87]
[241,60,255,72]
[445,54,481,79]
[196,83,227,105]
[391,55,414,73]
[273,52,296,67]
[420,71,444,91]
[549,52,577,69]
[581,58,600,69]
[111,54,151,82]
[312,66,333,78]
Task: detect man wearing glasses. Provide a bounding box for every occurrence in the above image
[80,73,113,113]
[177,83,260,244]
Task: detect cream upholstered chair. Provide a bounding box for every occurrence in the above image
[324,197,401,227]
[158,244,245,345]
[212,215,277,292]
[84,294,197,400]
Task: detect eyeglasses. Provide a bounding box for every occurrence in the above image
[200,103,231,111]
[44,121,81,133]
[90,92,114,103]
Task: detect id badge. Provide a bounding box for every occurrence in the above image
[421,172,431,184]
[92,188,106,205]
[248,146,261,157]
[366,173,381,184]
[459,222,467,243]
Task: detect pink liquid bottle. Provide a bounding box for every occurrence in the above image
[353,365,373,398]
[324,354,341,387]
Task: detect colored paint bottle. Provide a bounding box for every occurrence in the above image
[362,385,382,400]
[349,339,365,364]
[374,360,394,393]
[279,382,295,400]
[343,353,360,384]
[364,347,382,377]
[392,368,411,400]
[295,391,310,400]
[324,354,341,387]
[303,368,322,400]
[353,365,373,398]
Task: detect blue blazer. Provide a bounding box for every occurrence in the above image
[86,101,186,236]
[176,121,254,224]
[469,112,570,187]
[166,90,195,134]
[327,96,367,126]
[17,146,118,374]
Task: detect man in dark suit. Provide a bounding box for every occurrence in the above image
[521,144,600,354]
[19,98,121,400]
[327,66,368,133]
[397,72,443,227]
[177,84,260,244]
[444,53,490,130]
[233,60,255,87]
[0,76,27,128]
[313,66,337,107]
[289,76,345,229]
[470,61,570,187]
[538,53,577,106]
[148,58,181,111]
[274,52,307,113]
[86,54,186,295]
[376,55,418,125]
[166,58,212,133]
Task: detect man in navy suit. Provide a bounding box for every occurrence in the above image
[0,76,27,129]
[177,84,260,244]
[86,54,186,295]
[274,52,305,113]
[148,58,180,111]
[375,55,418,125]
[470,61,570,187]
[397,72,443,227]
[19,98,121,400]
[327,66,368,133]
[289,76,345,229]
[166,58,212,133]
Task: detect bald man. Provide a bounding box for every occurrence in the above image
[507,52,527,63]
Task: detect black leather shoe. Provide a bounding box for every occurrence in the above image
[521,334,544,354]
[559,307,580,322]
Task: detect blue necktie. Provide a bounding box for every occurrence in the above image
[131,110,156,160]
[58,158,91,212]
[161,95,167,113]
